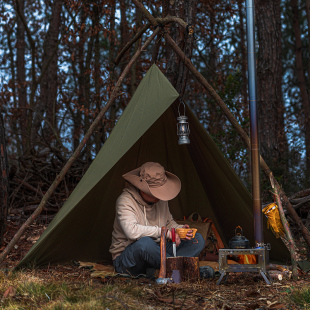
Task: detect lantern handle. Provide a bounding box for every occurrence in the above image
[178,98,186,117]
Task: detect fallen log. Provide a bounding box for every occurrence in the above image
[268,270,292,279]
[268,263,292,272]
[268,272,283,281]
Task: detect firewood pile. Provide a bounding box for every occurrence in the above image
[8,153,90,223]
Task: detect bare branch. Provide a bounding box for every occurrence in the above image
[114,23,151,65]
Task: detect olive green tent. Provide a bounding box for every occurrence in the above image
[17,64,289,268]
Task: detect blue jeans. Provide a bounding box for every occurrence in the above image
[113,233,205,276]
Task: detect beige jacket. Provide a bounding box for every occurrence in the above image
[109,184,182,260]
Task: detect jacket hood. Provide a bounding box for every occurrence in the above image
[123,183,151,208]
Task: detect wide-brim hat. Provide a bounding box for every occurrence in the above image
[122,162,181,201]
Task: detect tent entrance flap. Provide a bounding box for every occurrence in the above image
[17,65,289,268]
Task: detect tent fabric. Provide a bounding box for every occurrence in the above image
[17,64,289,268]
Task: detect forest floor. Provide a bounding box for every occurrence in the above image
[0,220,310,309]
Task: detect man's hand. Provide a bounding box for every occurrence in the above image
[182,224,193,240]
[175,233,181,246]
[167,230,181,246]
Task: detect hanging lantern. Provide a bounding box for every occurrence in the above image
[177,100,190,145]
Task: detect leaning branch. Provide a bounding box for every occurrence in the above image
[0,28,160,266]
[289,195,310,211]
[270,176,298,279]
[290,188,310,200]
[114,23,151,65]
[114,16,188,66]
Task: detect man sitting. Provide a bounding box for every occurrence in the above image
[110,162,205,276]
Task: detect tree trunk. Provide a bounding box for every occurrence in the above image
[16,0,27,153]
[131,6,142,95]
[120,0,130,61]
[0,113,9,246]
[7,26,22,157]
[33,0,62,146]
[237,0,248,109]
[74,10,86,150]
[109,0,129,130]
[84,19,95,162]
[94,3,103,155]
[306,0,310,94]
[166,0,198,95]
[206,8,221,136]
[255,0,288,184]
[291,0,310,186]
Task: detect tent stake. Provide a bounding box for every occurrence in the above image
[0,27,160,266]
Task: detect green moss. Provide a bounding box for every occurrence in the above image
[287,286,310,309]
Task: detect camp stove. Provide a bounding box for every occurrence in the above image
[217,247,271,285]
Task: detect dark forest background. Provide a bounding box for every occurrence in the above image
[0,0,309,238]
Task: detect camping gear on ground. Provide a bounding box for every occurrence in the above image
[262,203,285,238]
[171,228,177,257]
[166,256,200,282]
[156,226,172,284]
[16,64,289,269]
[229,226,250,249]
[217,248,271,285]
[176,228,197,239]
[199,265,215,279]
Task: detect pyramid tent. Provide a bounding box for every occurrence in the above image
[17,64,289,268]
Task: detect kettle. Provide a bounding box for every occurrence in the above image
[229,226,250,249]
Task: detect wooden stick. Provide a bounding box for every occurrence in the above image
[15,178,44,196]
[290,188,310,199]
[268,263,292,271]
[268,270,292,279]
[114,23,151,65]
[159,226,167,279]
[270,176,298,279]
[268,273,283,281]
[0,28,160,266]
[114,15,189,66]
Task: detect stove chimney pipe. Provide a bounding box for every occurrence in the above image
[245,0,264,247]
